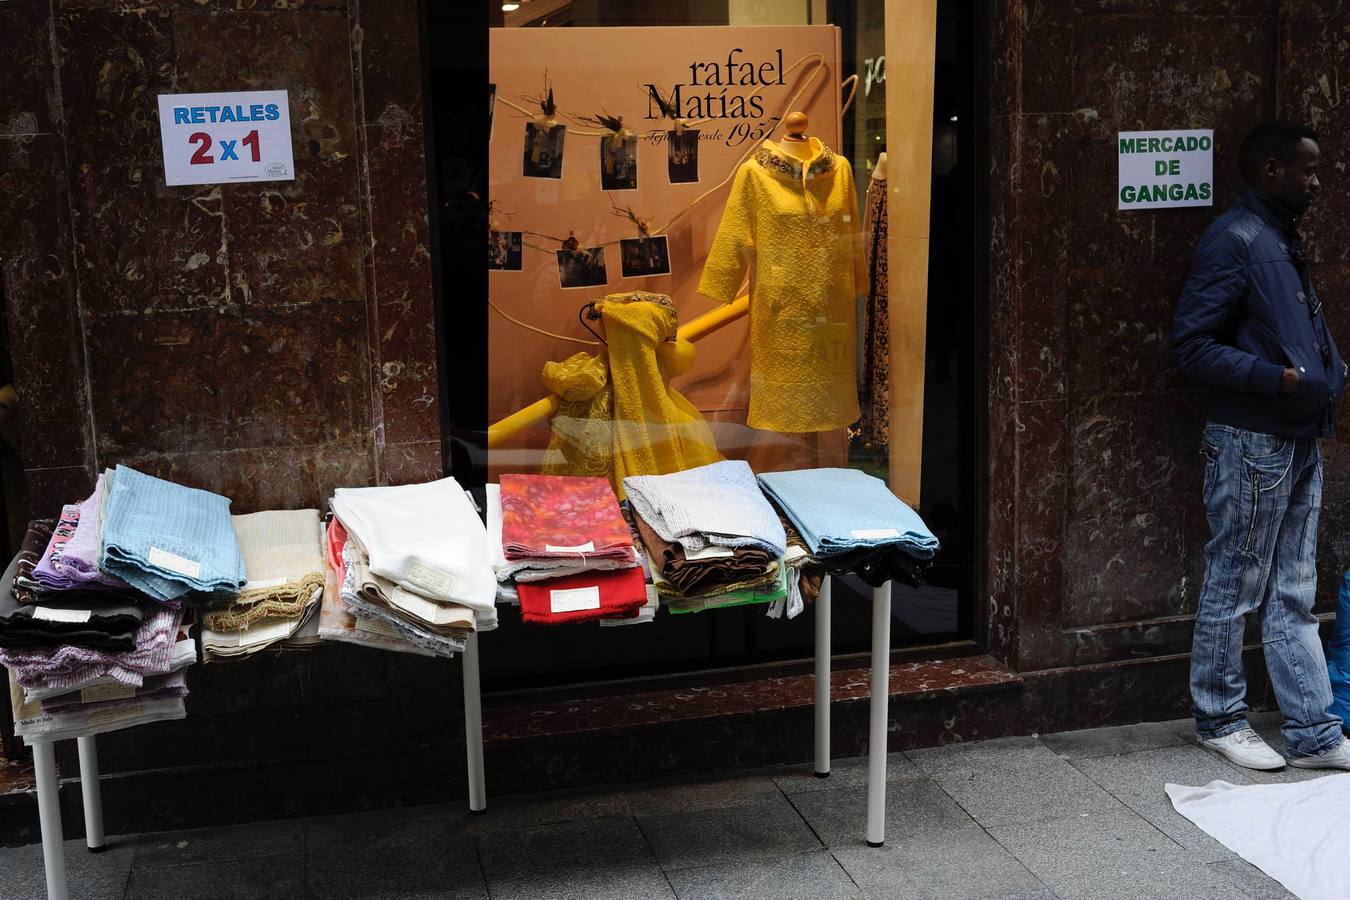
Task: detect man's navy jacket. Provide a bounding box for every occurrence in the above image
[1170,185,1345,438]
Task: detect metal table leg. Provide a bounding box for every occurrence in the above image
[866,580,892,847]
[33,741,69,900]
[76,735,105,851]
[814,576,832,778]
[463,631,486,813]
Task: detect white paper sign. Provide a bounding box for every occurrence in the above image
[1118,129,1214,210]
[157,90,295,187]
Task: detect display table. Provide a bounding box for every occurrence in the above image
[25,576,897,899]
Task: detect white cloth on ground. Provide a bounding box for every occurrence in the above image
[1166,775,1350,900]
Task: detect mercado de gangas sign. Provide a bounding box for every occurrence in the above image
[1117,129,1213,210]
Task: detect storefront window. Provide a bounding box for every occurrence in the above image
[432,0,981,690]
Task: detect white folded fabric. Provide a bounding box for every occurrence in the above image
[331,477,496,612]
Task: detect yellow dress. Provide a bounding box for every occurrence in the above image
[698,138,866,433]
[541,292,722,497]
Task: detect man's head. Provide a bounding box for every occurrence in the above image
[1239,120,1321,214]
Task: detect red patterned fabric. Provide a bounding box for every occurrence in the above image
[499,474,635,564]
[516,566,647,625]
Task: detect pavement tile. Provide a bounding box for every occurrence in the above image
[906,736,1061,777]
[0,835,135,900]
[132,818,305,870]
[637,794,821,871]
[622,772,783,817]
[458,786,632,834]
[124,853,305,899]
[929,758,1125,827]
[1208,858,1297,899]
[787,777,975,849]
[476,815,670,900]
[770,752,923,795]
[666,849,860,900]
[304,804,486,899]
[1072,745,1253,861]
[987,808,1235,900]
[1040,719,1192,760]
[832,823,1051,900]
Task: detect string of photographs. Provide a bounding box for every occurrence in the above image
[488,58,830,298]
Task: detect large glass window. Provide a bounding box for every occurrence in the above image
[429,0,982,691]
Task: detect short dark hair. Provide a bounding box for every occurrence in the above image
[1239,120,1319,183]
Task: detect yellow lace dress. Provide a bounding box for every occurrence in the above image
[698,138,866,433]
[541,292,722,497]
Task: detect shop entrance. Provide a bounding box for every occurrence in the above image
[426,0,986,692]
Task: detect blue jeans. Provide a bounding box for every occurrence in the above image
[1191,423,1344,757]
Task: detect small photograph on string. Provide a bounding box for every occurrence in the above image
[600,132,637,191]
[557,246,608,289]
[488,230,523,271]
[523,120,565,179]
[620,236,671,279]
[668,129,700,184]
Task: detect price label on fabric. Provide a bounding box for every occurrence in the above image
[550,586,601,614]
[1118,129,1214,210]
[82,683,137,704]
[32,607,92,624]
[851,528,900,540]
[356,616,402,638]
[545,542,595,553]
[405,561,456,597]
[148,546,202,579]
[157,90,295,187]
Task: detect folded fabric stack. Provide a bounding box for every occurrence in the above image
[200,510,326,662]
[624,461,793,615]
[326,477,496,656]
[492,474,647,625]
[99,465,247,606]
[757,467,940,588]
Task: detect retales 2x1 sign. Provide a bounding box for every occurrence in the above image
[157,90,295,187]
[1117,129,1213,210]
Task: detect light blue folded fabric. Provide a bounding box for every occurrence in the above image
[756,468,939,559]
[99,465,247,602]
[624,460,786,556]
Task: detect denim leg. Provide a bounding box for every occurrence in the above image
[1191,425,1296,738]
[1261,444,1345,757]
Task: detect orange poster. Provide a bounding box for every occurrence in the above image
[489,25,844,479]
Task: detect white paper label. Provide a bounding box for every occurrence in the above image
[685,545,735,561]
[405,560,456,597]
[356,615,402,638]
[32,607,92,624]
[89,704,144,726]
[243,576,288,591]
[850,528,900,540]
[238,618,296,647]
[784,545,808,563]
[545,541,595,553]
[82,682,137,703]
[550,585,601,614]
[148,546,202,579]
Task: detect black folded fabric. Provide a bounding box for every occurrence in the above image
[0,553,142,650]
[818,544,932,589]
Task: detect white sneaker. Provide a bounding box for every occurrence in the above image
[1287,737,1350,771]
[1199,726,1286,770]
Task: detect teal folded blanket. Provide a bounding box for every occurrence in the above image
[99,465,247,602]
[756,468,939,560]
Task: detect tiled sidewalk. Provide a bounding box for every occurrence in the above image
[1,711,1330,899]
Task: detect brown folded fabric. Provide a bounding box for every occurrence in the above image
[13,520,56,605]
[633,513,772,597]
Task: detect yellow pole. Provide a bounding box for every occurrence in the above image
[486,294,750,448]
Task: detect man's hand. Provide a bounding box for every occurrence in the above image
[1279,367,1301,395]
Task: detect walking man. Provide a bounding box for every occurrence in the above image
[1171,119,1350,770]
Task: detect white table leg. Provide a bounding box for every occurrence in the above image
[33,741,69,900]
[463,631,486,813]
[76,735,105,851]
[866,580,892,847]
[814,576,832,778]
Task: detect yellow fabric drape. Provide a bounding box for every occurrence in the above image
[540,293,722,497]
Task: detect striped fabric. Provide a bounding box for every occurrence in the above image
[98,466,247,602]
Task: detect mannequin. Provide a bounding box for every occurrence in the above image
[778,110,815,162]
[872,150,888,181]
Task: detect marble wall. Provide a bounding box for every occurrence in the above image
[988,0,1350,672]
[0,0,441,515]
